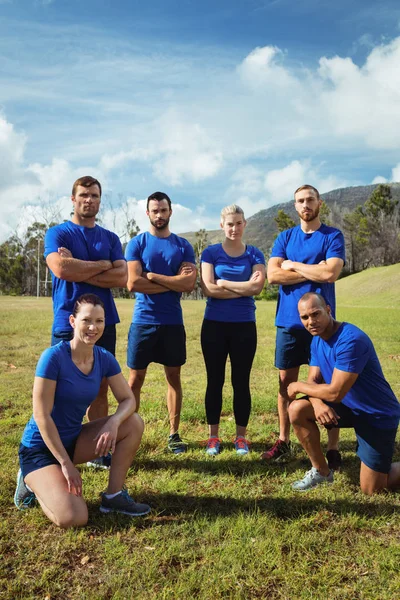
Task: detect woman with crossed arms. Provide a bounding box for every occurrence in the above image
[200,205,266,455]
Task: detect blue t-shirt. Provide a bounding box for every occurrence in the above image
[21,342,121,448]
[271,224,345,329]
[45,221,125,333]
[201,244,265,322]
[125,231,196,325]
[310,323,400,429]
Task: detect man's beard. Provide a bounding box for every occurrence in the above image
[301,206,319,222]
[150,217,170,230]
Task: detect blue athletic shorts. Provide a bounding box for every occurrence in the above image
[19,439,78,479]
[51,324,116,355]
[127,323,186,370]
[323,402,398,474]
[275,326,312,370]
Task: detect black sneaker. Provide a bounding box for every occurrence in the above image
[87,453,112,469]
[100,489,151,517]
[326,449,342,472]
[14,469,36,510]
[261,439,291,462]
[168,433,187,454]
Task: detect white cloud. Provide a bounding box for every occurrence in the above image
[391,163,400,182]
[372,176,388,184]
[100,110,224,187]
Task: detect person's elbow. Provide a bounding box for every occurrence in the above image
[325,386,343,402]
[267,269,280,285]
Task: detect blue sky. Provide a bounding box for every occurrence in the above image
[1,0,400,241]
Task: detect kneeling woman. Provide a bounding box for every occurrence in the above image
[200,205,266,455]
[14,293,150,527]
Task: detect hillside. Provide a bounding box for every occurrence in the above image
[336,262,400,309]
[182,183,400,255]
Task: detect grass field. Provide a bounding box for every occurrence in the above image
[1,265,399,599]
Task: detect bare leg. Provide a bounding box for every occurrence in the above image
[327,427,340,451]
[128,368,147,413]
[25,466,88,528]
[73,413,145,494]
[288,399,330,476]
[388,462,400,490]
[278,367,300,443]
[164,366,182,435]
[236,425,247,437]
[209,424,220,437]
[86,377,108,421]
[359,462,388,495]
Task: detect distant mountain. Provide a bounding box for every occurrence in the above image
[182,183,400,255]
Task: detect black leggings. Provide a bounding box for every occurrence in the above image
[201,319,257,428]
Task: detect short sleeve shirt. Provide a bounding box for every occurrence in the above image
[201,244,265,322]
[310,323,400,428]
[270,224,345,329]
[125,231,195,325]
[21,342,121,447]
[45,221,125,333]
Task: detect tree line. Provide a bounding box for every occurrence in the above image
[0,185,398,297]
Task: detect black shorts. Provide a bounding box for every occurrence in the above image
[323,402,398,474]
[127,323,186,370]
[274,326,312,370]
[19,439,78,479]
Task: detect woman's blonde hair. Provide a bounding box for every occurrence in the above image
[220,204,245,223]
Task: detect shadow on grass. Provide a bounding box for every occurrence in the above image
[134,440,360,477]
[85,490,400,533]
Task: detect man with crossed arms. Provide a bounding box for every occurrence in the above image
[45,176,127,467]
[264,184,345,467]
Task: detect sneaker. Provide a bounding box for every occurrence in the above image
[261,439,291,462]
[292,467,334,491]
[14,469,36,510]
[168,433,187,454]
[205,437,221,456]
[87,453,112,469]
[234,436,250,456]
[326,449,342,472]
[100,489,151,517]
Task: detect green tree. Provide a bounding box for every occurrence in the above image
[191,229,209,299]
[274,210,295,232]
[319,201,331,225]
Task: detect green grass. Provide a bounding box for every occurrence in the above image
[1,266,399,599]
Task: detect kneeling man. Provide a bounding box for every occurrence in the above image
[288,292,400,494]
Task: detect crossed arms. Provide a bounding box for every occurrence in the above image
[127,261,197,294]
[267,257,344,285]
[46,248,127,288]
[201,263,266,299]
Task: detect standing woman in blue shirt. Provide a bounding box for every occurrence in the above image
[14,293,150,527]
[200,205,266,455]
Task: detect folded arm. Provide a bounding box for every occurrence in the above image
[287,366,358,403]
[84,259,127,288]
[281,257,344,284]
[46,248,112,283]
[267,257,307,285]
[147,262,197,293]
[200,262,241,299]
[32,377,83,496]
[126,260,168,294]
[216,264,266,296]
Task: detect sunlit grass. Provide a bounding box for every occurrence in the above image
[1,271,399,599]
